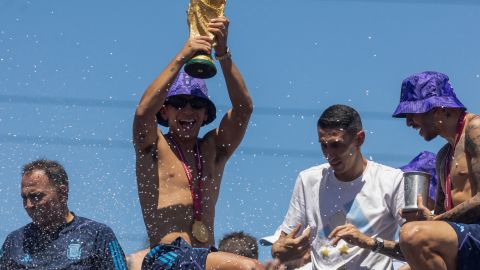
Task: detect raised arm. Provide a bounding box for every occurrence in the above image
[204,16,253,163]
[133,37,213,151]
[435,116,480,223]
[132,37,213,212]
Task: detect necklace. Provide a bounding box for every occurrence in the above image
[167,134,209,243]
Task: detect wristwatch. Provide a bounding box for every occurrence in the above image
[371,237,384,252]
[215,47,231,61]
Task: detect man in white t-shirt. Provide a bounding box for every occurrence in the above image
[271,104,405,270]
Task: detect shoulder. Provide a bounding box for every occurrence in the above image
[299,163,329,175]
[73,216,116,236]
[367,161,403,177]
[297,163,330,182]
[466,114,480,138]
[1,223,33,248]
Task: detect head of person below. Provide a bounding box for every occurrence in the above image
[391,71,480,270]
[0,159,127,269]
[133,16,269,270]
[271,104,405,270]
[218,231,259,260]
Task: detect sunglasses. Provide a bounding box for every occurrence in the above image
[165,96,209,110]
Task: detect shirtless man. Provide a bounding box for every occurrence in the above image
[133,16,263,269]
[392,71,480,270]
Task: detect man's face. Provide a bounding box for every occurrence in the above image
[405,110,438,141]
[161,95,209,139]
[21,170,66,228]
[318,128,363,175]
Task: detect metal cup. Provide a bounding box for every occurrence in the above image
[403,171,431,212]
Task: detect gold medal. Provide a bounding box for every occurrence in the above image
[192,220,209,243]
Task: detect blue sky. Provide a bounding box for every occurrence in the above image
[1,0,479,261]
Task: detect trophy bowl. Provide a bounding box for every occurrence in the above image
[403,171,431,212]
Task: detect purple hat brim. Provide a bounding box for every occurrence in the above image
[156,98,217,127]
[392,95,466,118]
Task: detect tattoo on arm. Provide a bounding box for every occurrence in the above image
[438,116,480,223]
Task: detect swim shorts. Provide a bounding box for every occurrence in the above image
[446,221,480,270]
[141,237,216,270]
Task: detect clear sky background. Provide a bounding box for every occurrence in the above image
[1,0,479,262]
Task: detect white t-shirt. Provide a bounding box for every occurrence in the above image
[279,161,404,270]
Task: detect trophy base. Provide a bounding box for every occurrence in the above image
[402,207,421,213]
[184,54,217,79]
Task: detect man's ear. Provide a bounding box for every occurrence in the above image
[356,130,365,146]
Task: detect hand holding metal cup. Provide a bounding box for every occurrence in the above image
[403,171,431,212]
[400,171,435,222]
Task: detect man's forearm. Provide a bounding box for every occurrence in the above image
[435,194,480,223]
[220,59,253,114]
[378,240,405,261]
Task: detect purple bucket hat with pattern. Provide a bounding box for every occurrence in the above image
[156,71,216,127]
[392,71,466,118]
[400,151,438,201]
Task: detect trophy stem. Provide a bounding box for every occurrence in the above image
[184,53,217,79]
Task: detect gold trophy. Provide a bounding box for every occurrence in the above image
[184,0,226,79]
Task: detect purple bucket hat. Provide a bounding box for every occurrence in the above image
[156,71,216,127]
[400,151,438,201]
[392,71,466,118]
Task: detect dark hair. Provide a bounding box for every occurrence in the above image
[218,231,258,259]
[317,104,363,134]
[22,159,69,189]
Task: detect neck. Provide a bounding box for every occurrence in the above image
[335,155,368,182]
[440,110,466,146]
[167,132,197,150]
[40,209,74,234]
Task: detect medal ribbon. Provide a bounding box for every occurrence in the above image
[167,134,203,221]
[444,111,467,211]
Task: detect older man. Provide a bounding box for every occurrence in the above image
[0,159,126,269]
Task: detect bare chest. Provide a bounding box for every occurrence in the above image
[447,146,472,203]
[157,146,221,209]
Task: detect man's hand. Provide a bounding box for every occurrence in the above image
[271,224,311,262]
[399,195,434,222]
[208,16,229,56]
[328,224,374,249]
[178,36,213,62]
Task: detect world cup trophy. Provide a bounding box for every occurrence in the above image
[184,0,226,79]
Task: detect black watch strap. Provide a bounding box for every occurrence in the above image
[372,237,384,252]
